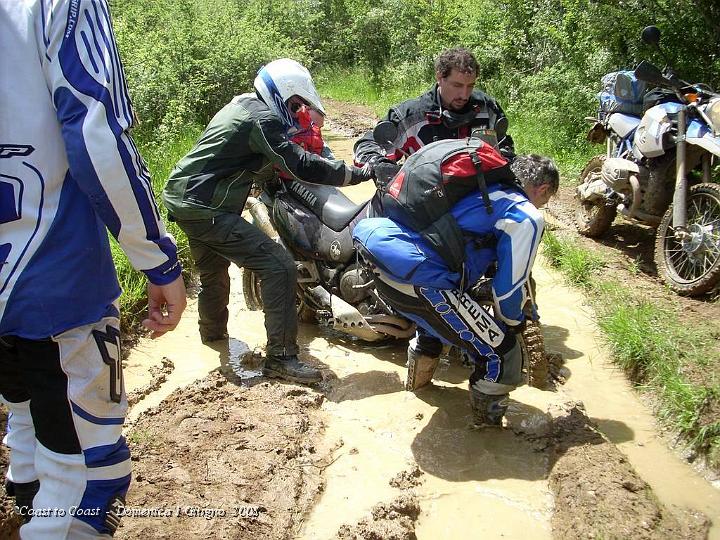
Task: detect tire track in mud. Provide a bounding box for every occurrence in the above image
[126,357,175,408]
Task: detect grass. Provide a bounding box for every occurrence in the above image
[316,67,428,118]
[112,125,202,332]
[542,230,720,467]
[509,111,598,181]
[542,230,605,287]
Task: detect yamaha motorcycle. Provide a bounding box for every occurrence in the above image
[244,174,548,386]
[242,176,415,342]
[576,26,720,296]
[243,121,548,387]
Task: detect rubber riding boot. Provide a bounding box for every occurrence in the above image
[5,479,40,523]
[263,354,322,384]
[468,385,509,428]
[405,348,440,391]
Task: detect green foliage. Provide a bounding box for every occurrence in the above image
[112,0,310,142]
[111,0,719,154]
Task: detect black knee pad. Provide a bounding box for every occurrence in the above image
[414,334,443,357]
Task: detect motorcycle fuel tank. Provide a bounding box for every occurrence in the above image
[633,102,678,158]
[273,193,355,263]
[607,113,642,139]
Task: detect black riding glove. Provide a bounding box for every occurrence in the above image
[349,164,374,185]
[506,319,527,335]
[372,159,401,188]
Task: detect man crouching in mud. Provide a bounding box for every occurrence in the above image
[354,154,558,428]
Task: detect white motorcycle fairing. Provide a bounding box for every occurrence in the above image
[607,113,642,139]
[686,118,720,156]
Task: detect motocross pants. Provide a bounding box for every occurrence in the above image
[0,311,129,538]
[374,274,524,394]
[177,212,299,356]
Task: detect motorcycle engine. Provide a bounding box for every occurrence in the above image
[601,158,649,195]
[338,265,373,304]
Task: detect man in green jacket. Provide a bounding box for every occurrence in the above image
[163,58,372,384]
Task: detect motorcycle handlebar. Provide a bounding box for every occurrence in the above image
[635,61,716,101]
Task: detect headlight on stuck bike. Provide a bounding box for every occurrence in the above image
[707,98,720,134]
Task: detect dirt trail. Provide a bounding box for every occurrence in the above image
[2,124,718,539]
[114,243,718,539]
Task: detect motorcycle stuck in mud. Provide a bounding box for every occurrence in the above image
[576,26,720,296]
[242,123,548,388]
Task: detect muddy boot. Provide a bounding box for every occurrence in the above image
[5,479,39,523]
[405,348,440,391]
[200,331,229,343]
[468,385,509,428]
[263,355,322,384]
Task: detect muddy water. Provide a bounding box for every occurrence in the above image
[123,132,720,539]
[534,262,720,531]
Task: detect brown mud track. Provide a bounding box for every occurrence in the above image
[0,382,711,539]
[547,402,708,539]
[118,372,327,539]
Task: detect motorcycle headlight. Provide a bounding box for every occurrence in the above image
[707,98,720,134]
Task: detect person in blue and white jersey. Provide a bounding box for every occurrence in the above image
[353,155,558,428]
[0,0,187,537]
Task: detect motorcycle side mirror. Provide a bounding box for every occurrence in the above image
[373,121,398,151]
[641,25,661,47]
[495,116,509,139]
[469,117,508,148]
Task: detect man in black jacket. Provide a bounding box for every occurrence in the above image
[164,58,372,384]
[354,47,517,392]
[354,47,514,185]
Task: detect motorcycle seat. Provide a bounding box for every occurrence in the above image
[607,113,642,139]
[288,180,368,232]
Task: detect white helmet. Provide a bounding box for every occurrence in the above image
[253,58,326,129]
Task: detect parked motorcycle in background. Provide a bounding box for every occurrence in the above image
[575,25,720,296]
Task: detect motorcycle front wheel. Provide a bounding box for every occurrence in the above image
[655,183,720,296]
[241,269,316,322]
[575,155,617,237]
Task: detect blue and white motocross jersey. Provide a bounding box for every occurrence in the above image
[0,0,181,339]
[353,185,545,326]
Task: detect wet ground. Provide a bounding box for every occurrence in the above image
[112,153,720,538]
[113,249,718,540]
[1,116,718,539]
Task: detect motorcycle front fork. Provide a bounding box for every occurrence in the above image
[673,106,689,237]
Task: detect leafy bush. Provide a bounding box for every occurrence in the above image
[112,0,310,142]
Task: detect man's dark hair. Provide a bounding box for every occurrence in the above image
[434,47,479,78]
[511,154,560,195]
